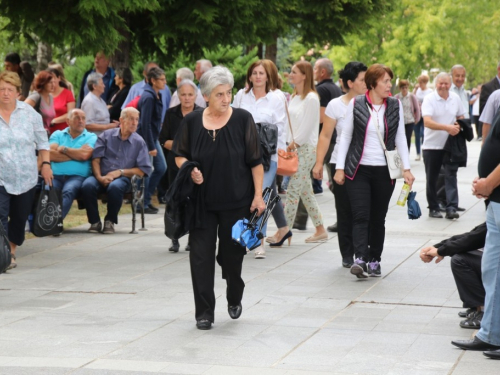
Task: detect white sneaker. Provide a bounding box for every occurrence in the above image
[254,246,266,259]
[415,155,421,161]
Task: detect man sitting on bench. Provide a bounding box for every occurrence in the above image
[50,109,97,220]
[81,107,152,234]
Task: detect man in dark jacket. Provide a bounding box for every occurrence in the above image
[420,223,486,329]
[77,52,117,107]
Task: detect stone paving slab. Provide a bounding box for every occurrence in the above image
[1,140,498,374]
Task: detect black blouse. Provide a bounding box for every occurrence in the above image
[108,86,131,121]
[173,108,262,211]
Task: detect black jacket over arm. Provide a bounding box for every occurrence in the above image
[435,222,487,257]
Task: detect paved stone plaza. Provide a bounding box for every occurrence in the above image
[0,140,498,374]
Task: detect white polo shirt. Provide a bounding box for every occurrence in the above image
[421,91,466,150]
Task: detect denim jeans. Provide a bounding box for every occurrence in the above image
[476,201,500,346]
[52,175,86,219]
[81,176,131,224]
[144,140,167,206]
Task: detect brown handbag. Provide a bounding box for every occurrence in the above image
[276,98,299,176]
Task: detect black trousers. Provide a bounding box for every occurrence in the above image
[451,251,485,308]
[405,123,415,151]
[345,165,395,262]
[474,115,482,138]
[188,205,248,323]
[0,186,36,246]
[423,150,459,211]
[330,164,354,261]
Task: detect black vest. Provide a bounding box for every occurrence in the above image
[344,94,400,179]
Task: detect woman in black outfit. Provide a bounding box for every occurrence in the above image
[160,79,200,252]
[173,66,265,330]
[107,68,132,121]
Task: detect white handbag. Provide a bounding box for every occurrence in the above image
[366,103,403,179]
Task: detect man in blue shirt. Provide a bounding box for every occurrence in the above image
[121,61,172,123]
[81,107,152,234]
[50,109,98,219]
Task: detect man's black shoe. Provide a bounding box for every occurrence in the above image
[438,202,446,212]
[451,336,500,351]
[342,257,354,268]
[185,244,191,251]
[228,303,242,319]
[484,348,500,359]
[458,307,476,318]
[446,210,459,219]
[457,207,465,212]
[429,210,443,218]
[144,206,158,214]
[196,319,212,330]
[327,223,338,232]
[293,224,307,230]
[169,239,180,253]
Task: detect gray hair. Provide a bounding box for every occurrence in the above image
[177,79,198,92]
[87,72,103,92]
[67,108,85,120]
[199,66,234,97]
[143,61,158,73]
[120,107,140,120]
[317,58,334,77]
[435,72,451,83]
[451,64,466,73]
[176,67,194,81]
[146,67,165,84]
[197,59,213,75]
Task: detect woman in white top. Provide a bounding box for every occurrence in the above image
[233,60,289,258]
[334,64,415,279]
[413,75,433,160]
[312,61,368,268]
[284,61,327,243]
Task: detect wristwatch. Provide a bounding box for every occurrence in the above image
[62,147,68,154]
[120,169,124,177]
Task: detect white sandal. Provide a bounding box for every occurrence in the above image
[254,246,266,259]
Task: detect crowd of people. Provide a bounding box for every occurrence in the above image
[1,51,500,357]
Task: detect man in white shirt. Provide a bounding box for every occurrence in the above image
[422,72,466,219]
[479,88,500,144]
[450,65,469,119]
[168,67,206,108]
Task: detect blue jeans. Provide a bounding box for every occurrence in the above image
[81,176,131,224]
[414,118,424,155]
[476,202,500,346]
[144,140,167,206]
[261,160,277,236]
[52,175,86,219]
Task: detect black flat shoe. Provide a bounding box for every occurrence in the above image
[429,209,443,218]
[196,319,212,330]
[457,207,466,212]
[169,239,180,253]
[342,257,354,268]
[451,336,500,351]
[458,307,476,318]
[446,210,459,219]
[228,303,242,319]
[484,349,500,359]
[327,223,338,232]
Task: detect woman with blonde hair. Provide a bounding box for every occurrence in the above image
[284,61,327,243]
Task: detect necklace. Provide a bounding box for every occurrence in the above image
[207,128,221,142]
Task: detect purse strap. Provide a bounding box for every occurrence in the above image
[366,103,387,152]
[283,95,296,146]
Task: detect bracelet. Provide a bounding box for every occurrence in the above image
[42,161,51,167]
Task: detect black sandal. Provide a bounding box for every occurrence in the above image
[459,311,483,329]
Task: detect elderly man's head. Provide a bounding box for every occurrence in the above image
[94,52,110,73]
[176,67,195,86]
[313,58,334,82]
[120,107,140,136]
[66,109,86,135]
[435,72,452,98]
[451,65,466,88]
[142,61,159,79]
[194,59,213,81]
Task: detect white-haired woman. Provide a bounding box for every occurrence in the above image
[173,66,265,330]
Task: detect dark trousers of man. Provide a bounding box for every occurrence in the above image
[330,164,354,261]
[474,115,482,138]
[451,250,485,308]
[295,143,335,228]
[405,123,415,151]
[188,206,248,323]
[82,176,131,224]
[345,165,395,262]
[423,150,459,211]
[0,186,36,246]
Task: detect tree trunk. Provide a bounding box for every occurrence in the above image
[36,41,52,72]
[247,43,264,59]
[264,35,278,63]
[110,15,130,70]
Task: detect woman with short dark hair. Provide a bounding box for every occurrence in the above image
[334,64,415,278]
[173,66,265,330]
